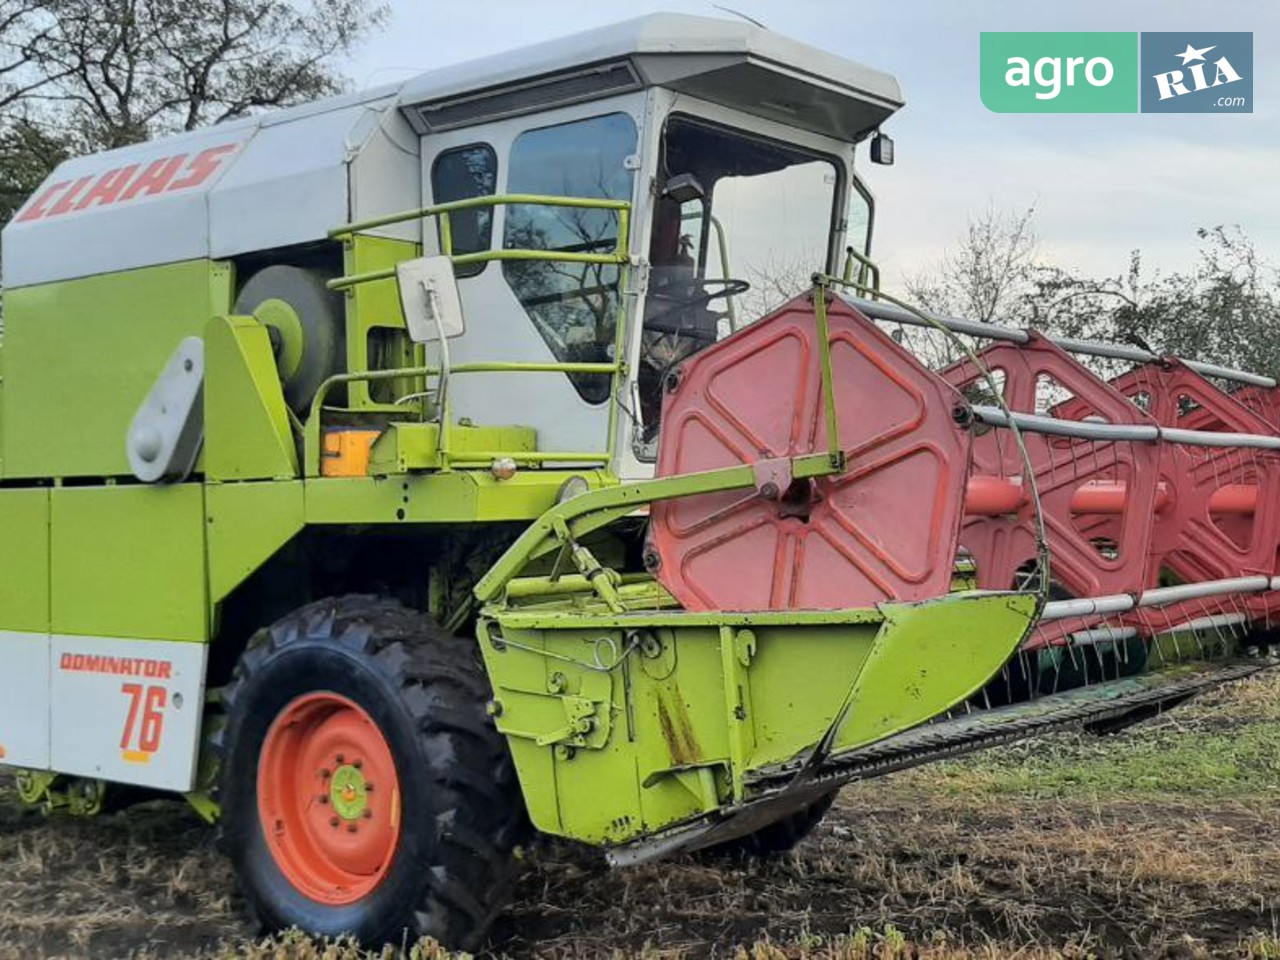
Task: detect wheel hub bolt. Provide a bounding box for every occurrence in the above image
[320,768,331,779]
[347,823,358,833]
[330,816,340,828]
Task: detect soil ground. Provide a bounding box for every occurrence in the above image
[3,673,1280,959]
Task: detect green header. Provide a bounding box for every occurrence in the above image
[980,32,1138,113]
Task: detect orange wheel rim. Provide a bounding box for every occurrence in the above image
[257,692,402,904]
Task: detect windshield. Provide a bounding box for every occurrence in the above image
[637,115,841,449]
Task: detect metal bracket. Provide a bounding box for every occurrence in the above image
[14,769,107,816]
[491,669,613,751]
[127,336,204,483]
[628,257,651,298]
[534,696,599,746]
[752,458,793,499]
[719,626,756,803]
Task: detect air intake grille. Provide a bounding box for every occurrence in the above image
[409,60,641,132]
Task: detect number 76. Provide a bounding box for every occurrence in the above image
[121,682,167,754]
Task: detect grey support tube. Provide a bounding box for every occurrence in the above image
[970,406,1280,450]
[1041,595,1136,620]
[1069,626,1140,645]
[843,294,1277,389]
[1136,576,1270,607]
[1040,575,1274,622]
[971,406,1157,442]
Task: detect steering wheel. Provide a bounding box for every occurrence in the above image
[643,277,751,336]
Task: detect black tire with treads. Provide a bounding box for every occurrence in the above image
[215,595,525,950]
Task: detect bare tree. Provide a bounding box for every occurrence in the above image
[4,0,387,151]
[735,249,823,322]
[1072,226,1280,377]
[903,211,1280,380]
[0,1,66,111]
[871,206,1036,369]
[905,205,1040,325]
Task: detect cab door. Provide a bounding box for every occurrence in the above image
[418,97,644,458]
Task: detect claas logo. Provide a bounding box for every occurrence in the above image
[16,143,239,223]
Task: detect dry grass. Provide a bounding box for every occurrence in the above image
[4,675,1280,959]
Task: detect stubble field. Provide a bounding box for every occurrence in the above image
[3,673,1280,959]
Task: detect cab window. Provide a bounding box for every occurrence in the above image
[430,144,497,278]
[637,115,840,445]
[502,113,637,404]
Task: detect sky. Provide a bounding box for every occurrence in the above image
[344,0,1280,291]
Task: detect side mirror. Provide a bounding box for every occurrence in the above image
[661,172,706,205]
[396,256,465,343]
[870,132,895,166]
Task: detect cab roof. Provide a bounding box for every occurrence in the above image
[397,13,904,141]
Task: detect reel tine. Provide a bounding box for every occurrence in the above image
[1114,614,1131,669]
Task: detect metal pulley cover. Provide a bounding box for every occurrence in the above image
[234,265,344,412]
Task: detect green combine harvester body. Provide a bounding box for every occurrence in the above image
[0,13,1274,948]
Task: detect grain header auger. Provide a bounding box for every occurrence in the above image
[0,11,1277,951]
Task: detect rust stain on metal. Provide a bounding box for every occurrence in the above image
[656,690,701,765]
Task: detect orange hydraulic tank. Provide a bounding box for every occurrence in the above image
[321,428,382,477]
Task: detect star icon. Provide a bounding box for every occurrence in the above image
[1176,43,1216,65]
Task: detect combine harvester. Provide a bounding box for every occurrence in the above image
[0,13,1276,949]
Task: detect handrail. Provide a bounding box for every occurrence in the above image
[303,363,621,477]
[305,366,431,477]
[841,245,881,293]
[312,192,636,476]
[329,193,631,239]
[328,193,632,291]
[329,248,631,292]
[709,215,737,330]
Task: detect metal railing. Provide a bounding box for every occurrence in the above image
[328,193,631,286]
[310,194,634,476]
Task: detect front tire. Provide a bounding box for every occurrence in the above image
[217,596,524,950]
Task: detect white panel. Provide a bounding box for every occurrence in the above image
[208,98,397,258]
[1,135,244,288]
[50,635,207,792]
[2,87,401,288]
[447,281,609,454]
[209,165,348,258]
[348,108,422,245]
[0,631,51,769]
[3,194,211,289]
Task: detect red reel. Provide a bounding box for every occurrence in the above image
[649,295,973,612]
